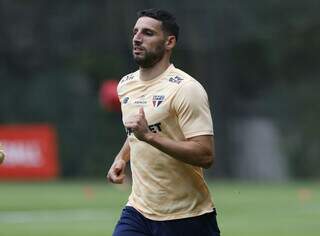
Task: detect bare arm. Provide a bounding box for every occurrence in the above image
[125,108,215,169]
[146,134,214,168]
[107,138,130,184]
[113,138,130,163]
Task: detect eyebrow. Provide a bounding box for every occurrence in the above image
[133,26,157,32]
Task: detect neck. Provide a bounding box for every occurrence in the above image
[139,56,171,81]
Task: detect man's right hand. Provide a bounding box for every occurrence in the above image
[107,159,126,184]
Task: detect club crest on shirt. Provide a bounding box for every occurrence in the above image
[152,95,165,107]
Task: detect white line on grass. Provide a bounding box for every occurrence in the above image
[0,209,115,224]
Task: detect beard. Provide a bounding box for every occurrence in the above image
[133,43,166,68]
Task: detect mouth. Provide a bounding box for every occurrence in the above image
[133,46,144,55]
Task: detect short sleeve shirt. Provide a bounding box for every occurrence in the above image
[117,64,215,221]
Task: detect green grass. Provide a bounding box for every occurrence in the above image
[0,180,319,236]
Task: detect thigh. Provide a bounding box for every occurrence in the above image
[201,210,221,236]
[151,210,220,236]
[113,206,152,236]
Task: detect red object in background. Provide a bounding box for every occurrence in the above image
[0,125,59,180]
[99,80,121,112]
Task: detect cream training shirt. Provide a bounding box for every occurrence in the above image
[117,64,215,221]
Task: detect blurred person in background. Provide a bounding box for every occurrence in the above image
[107,8,220,236]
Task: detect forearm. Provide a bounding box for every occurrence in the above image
[114,138,130,163]
[125,107,214,168]
[107,138,129,184]
[144,133,214,169]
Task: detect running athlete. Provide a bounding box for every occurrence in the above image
[107,8,220,236]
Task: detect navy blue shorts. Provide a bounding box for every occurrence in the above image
[113,206,220,236]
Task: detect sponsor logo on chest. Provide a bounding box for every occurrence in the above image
[123,95,166,107]
[122,97,129,104]
[132,95,147,105]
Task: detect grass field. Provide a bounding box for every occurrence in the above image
[0,180,319,236]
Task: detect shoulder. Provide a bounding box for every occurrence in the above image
[118,70,139,86]
[117,70,139,93]
[168,66,208,97]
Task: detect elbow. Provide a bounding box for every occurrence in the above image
[202,153,214,169]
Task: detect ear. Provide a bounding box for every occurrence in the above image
[165,35,176,50]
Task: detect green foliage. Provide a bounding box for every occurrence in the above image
[0,0,319,177]
[266,80,320,178]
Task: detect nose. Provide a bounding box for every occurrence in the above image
[133,32,142,45]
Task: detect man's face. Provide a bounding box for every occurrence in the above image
[132,17,167,68]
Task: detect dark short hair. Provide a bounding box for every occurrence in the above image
[137,9,180,41]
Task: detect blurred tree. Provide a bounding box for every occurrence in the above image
[0,0,319,178]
